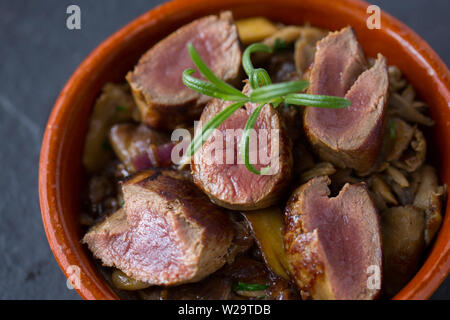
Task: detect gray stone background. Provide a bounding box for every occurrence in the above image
[0,0,448,299]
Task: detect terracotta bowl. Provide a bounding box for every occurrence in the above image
[39,0,450,300]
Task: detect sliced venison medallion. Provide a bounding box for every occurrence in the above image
[284,176,382,300]
[83,169,234,286]
[304,27,389,175]
[191,85,293,211]
[126,12,241,129]
[307,27,367,97]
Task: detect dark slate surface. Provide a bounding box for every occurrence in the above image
[0,0,448,300]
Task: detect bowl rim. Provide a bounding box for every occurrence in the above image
[39,0,450,300]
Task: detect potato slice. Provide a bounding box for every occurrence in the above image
[236,17,279,44]
[243,208,291,280]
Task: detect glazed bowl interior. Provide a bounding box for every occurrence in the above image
[39,0,450,300]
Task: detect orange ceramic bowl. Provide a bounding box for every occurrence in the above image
[39,0,450,300]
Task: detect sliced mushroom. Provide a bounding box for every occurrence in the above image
[298,162,336,184]
[392,128,426,172]
[112,269,151,291]
[390,181,416,206]
[369,190,389,213]
[371,174,398,206]
[262,26,303,48]
[401,84,416,103]
[294,27,327,75]
[251,26,305,68]
[382,206,425,297]
[385,165,409,188]
[386,118,415,162]
[226,213,254,265]
[413,166,445,245]
[388,65,407,92]
[389,93,434,126]
[82,83,138,173]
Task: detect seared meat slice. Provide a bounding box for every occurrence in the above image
[284,176,382,300]
[126,12,241,129]
[108,123,172,172]
[305,55,388,175]
[307,27,367,97]
[191,84,293,210]
[304,27,389,175]
[83,169,234,286]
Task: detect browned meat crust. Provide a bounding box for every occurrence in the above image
[304,27,389,175]
[191,84,293,210]
[284,176,382,300]
[126,12,241,129]
[83,169,234,285]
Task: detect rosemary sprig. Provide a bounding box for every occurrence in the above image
[285,93,351,109]
[186,100,246,157]
[233,281,269,292]
[250,81,309,103]
[240,103,270,175]
[182,69,247,101]
[181,43,351,174]
[187,43,247,99]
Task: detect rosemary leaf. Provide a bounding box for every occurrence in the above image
[233,281,269,292]
[186,100,246,158]
[250,68,272,88]
[242,43,272,77]
[240,103,271,175]
[390,120,396,140]
[182,69,248,101]
[187,43,246,99]
[285,93,351,109]
[250,81,309,103]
